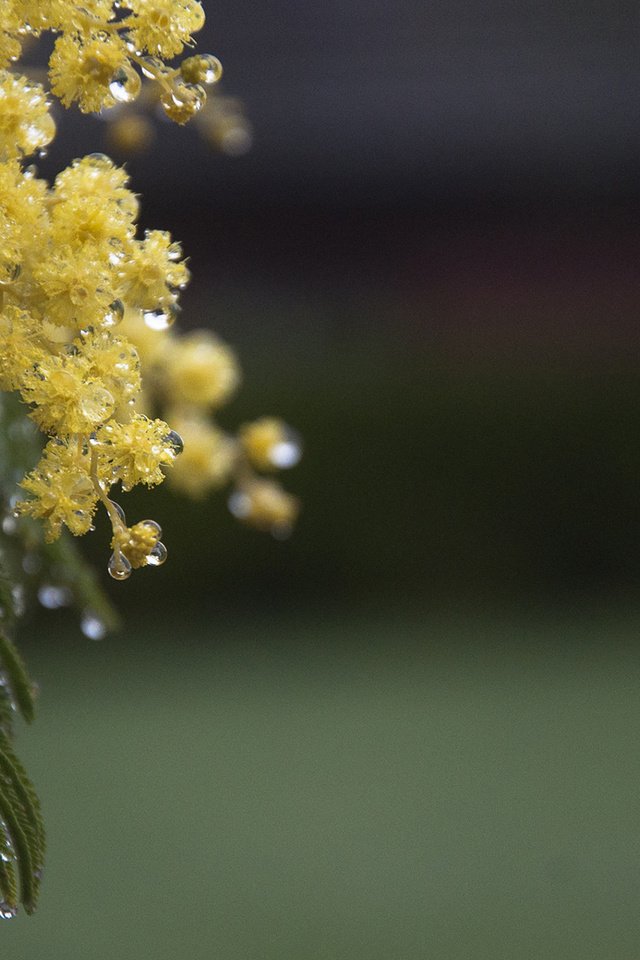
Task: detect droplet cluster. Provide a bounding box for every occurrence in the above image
[0,0,300,597]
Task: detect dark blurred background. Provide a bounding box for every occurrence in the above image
[7,1,640,957]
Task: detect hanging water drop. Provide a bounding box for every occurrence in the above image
[146,541,167,567]
[181,54,223,85]
[102,299,124,328]
[141,519,162,537]
[109,64,142,104]
[0,903,16,920]
[164,430,183,456]
[143,303,177,331]
[108,552,132,581]
[108,499,127,524]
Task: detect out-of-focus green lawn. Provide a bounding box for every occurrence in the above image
[4,608,640,959]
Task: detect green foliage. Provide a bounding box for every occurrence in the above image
[0,633,34,726]
[0,631,43,917]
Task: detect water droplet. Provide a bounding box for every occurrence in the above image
[80,611,106,640]
[85,152,111,166]
[164,430,183,456]
[38,584,72,609]
[0,903,16,920]
[79,387,115,425]
[181,53,223,85]
[102,299,124,328]
[201,55,223,84]
[146,541,167,567]
[160,81,206,123]
[143,304,177,331]
[109,64,141,104]
[108,553,132,581]
[141,519,162,537]
[108,499,127,524]
[139,55,165,80]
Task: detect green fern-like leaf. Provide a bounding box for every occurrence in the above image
[0,631,44,916]
[0,633,35,725]
[0,732,44,914]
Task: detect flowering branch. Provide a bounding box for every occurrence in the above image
[0,0,301,917]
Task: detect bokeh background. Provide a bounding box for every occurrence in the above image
[6,1,640,957]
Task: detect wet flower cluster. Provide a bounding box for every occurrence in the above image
[2,0,222,123]
[0,1,300,586]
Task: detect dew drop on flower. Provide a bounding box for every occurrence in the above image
[200,55,223,84]
[181,54,223,85]
[108,552,132,581]
[143,304,177,331]
[102,299,124,328]
[164,430,183,456]
[141,519,162,537]
[146,541,167,566]
[139,55,165,80]
[0,903,17,920]
[80,611,106,640]
[79,387,115,425]
[108,499,127,524]
[85,152,111,166]
[109,64,142,104]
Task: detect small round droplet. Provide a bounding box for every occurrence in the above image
[164,430,183,456]
[108,552,132,581]
[80,611,106,641]
[146,541,167,567]
[108,499,127,524]
[143,303,177,331]
[139,55,165,80]
[79,387,115,425]
[0,902,17,920]
[160,81,206,123]
[109,64,142,104]
[102,299,124,328]
[141,519,162,537]
[181,54,223,85]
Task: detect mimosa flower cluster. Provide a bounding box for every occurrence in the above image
[0,1,300,585]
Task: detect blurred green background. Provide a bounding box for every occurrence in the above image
[7,0,640,956]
